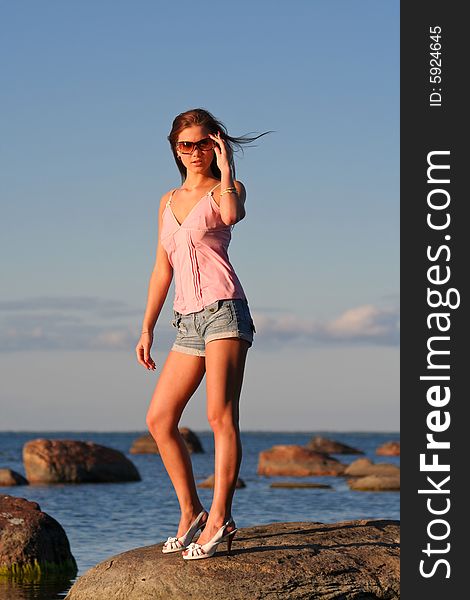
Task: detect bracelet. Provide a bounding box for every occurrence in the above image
[141,330,153,334]
[220,187,238,197]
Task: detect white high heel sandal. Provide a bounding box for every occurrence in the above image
[162,510,208,553]
[182,516,238,560]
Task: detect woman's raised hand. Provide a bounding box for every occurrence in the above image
[208,131,231,173]
[135,332,156,370]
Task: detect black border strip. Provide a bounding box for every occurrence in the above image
[401,2,465,597]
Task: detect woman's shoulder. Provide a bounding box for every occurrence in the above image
[157,188,176,217]
[160,188,177,205]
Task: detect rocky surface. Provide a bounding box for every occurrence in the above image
[0,469,28,486]
[344,458,400,478]
[0,495,77,579]
[65,519,399,600]
[376,441,400,456]
[305,436,364,455]
[348,474,400,491]
[258,445,345,476]
[23,439,141,484]
[130,428,204,454]
[197,474,245,488]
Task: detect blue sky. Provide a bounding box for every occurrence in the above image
[0,0,399,431]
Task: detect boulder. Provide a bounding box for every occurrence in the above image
[0,469,29,486]
[344,458,400,478]
[129,433,158,454]
[305,436,364,455]
[23,439,141,484]
[376,441,400,456]
[258,445,345,476]
[348,474,400,491]
[130,428,204,454]
[64,519,399,600]
[0,495,77,579]
[197,474,245,488]
[179,427,204,453]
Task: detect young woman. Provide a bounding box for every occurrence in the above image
[136,108,270,560]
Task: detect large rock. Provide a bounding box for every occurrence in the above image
[376,441,400,456]
[23,439,141,484]
[0,495,77,579]
[344,458,399,478]
[0,469,29,486]
[130,428,204,454]
[305,436,364,455]
[258,445,345,476]
[64,519,399,599]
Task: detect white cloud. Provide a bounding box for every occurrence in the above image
[324,304,399,339]
[0,296,145,352]
[0,296,399,352]
[251,303,399,346]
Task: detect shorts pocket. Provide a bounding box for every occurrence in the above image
[207,300,234,326]
[171,311,181,329]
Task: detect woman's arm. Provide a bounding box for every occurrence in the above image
[212,178,247,224]
[136,192,173,369]
[208,131,246,225]
[223,178,246,224]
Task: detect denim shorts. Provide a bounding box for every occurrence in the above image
[170,298,256,357]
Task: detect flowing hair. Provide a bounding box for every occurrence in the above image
[167,108,273,183]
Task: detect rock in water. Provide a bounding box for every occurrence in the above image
[23,439,141,484]
[305,435,364,455]
[179,427,204,453]
[198,474,245,488]
[376,441,400,456]
[0,469,29,486]
[257,444,345,476]
[0,495,77,580]
[129,433,158,454]
[130,428,204,454]
[348,474,400,491]
[344,458,399,478]
[64,519,399,599]
[270,482,332,489]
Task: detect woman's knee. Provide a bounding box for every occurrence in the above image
[146,409,178,436]
[207,412,239,433]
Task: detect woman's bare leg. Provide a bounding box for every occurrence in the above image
[146,349,207,536]
[189,338,249,547]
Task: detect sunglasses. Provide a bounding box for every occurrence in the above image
[175,137,216,154]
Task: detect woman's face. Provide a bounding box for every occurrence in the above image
[175,125,215,173]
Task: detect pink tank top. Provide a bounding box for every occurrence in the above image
[160,181,247,314]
